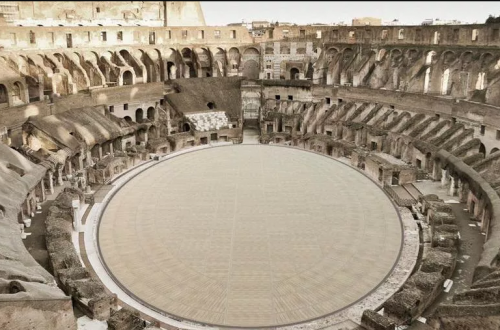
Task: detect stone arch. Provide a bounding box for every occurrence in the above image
[481,52,495,69]
[376,49,387,61]
[242,59,259,80]
[147,107,155,121]
[135,108,143,123]
[441,50,457,67]
[124,116,132,123]
[326,47,339,62]
[136,128,147,142]
[119,49,143,81]
[390,48,402,57]
[148,125,157,138]
[183,123,191,132]
[140,50,158,83]
[122,70,133,85]
[154,48,164,81]
[25,76,40,102]
[213,47,226,77]
[290,67,300,80]
[12,81,24,103]
[0,84,8,104]
[491,147,500,154]
[181,47,196,78]
[479,143,486,156]
[195,47,212,77]
[342,48,355,61]
[425,50,437,65]
[90,144,100,159]
[243,47,260,56]
[165,48,179,79]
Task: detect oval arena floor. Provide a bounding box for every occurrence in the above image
[97,145,403,328]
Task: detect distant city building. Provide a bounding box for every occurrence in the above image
[352,17,382,26]
[421,18,466,25]
[252,20,270,29]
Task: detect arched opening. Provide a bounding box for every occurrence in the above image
[425,51,436,65]
[12,82,23,103]
[290,68,300,80]
[491,147,500,154]
[424,67,431,94]
[124,116,132,123]
[148,125,157,138]
[135,108,143,123]
[136,128,146,143]
[0,84,7,104]
[167,61,176,79]
[90,144,100,159]
[183,123,191,132]
[123,71,133,85]
[207,102,215,109]
[147,107,155,121]
[242,60,259,80]
[25,76,40,102]
[102,141,112,156]
[479,143,486,156]
[441,69,450,95]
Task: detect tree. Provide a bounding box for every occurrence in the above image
[485,15,500,24]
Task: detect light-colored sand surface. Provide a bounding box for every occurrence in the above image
[98,145,402,327]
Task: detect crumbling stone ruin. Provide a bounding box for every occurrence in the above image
[0,1,500,329]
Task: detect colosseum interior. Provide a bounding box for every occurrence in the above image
[1,1,500,330]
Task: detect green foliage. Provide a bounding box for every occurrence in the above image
[486,15,500,24]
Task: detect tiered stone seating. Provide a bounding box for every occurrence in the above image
[186,111,229,132]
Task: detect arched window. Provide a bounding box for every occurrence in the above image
[147,107,155,120]
[12,82,23,103]
[0,84,7,104]
[123,71,133,85]
[135,108,143,123]
[290,68,300,80]
[398,29,404,40]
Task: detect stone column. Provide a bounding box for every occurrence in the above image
[47,171,54,195]
[449,176,457,196]
[39,179,46,202]
[109,143,114,157]
[72,199,82,232]
[57,167,63,186]
[441,169,448,188]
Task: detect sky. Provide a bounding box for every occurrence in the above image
[200,1,500,26]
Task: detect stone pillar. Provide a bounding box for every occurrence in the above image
[39,179,46,202]
[66,160,72,175]
[109,142,114,157]
[78,155,84,171]
[47,171,54,195]
[72,199,82,232]
[98,145,103,160]
[57,167,63,186]
[441,169,448,188]
[449,176,457,196]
